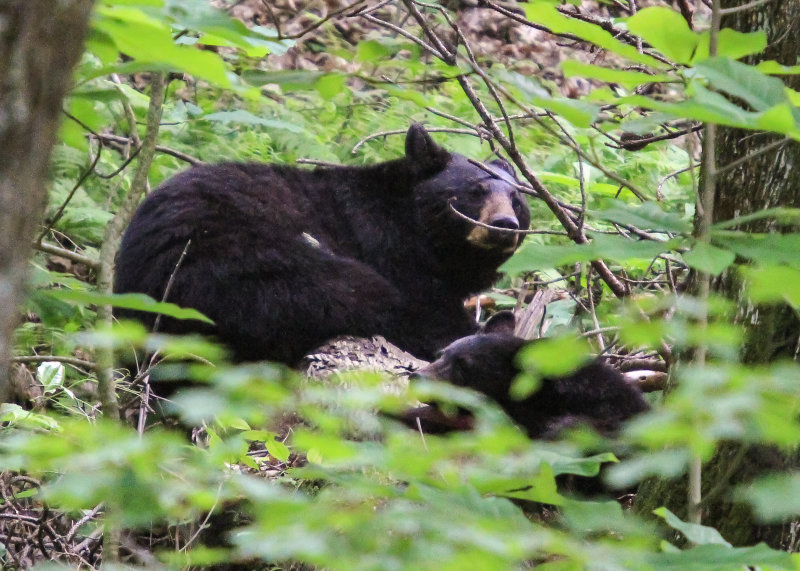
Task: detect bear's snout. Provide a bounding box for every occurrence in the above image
[488,215,520,231]
[466,205,522,252]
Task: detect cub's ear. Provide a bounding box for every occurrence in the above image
[487,157,516,178]
[405,123,437,161]
[482,310,516,335]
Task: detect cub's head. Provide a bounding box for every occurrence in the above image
[404,124,531,263]
[413,311,650,438]
[414,311,524,405]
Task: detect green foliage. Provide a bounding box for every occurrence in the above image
[7,0,800,569]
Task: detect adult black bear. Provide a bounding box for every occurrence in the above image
[409,312,649,438]
[115,124,530,366]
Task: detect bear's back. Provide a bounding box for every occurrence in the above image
[114,125,529,369]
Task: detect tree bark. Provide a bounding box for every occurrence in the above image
[635,0,800,549]
[0,1,95,403]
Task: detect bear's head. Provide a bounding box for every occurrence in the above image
[412,311,649,438]
[414,310,525,406]
[404,125,531,273]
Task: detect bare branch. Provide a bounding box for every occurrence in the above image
[11,354,95,371]
[33,241,99,269]
[720,0,775,15]
[36,140,103,244]
[95,74,168,421]
[351,127,481,154]
[93,133,203,166]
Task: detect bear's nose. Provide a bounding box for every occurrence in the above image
[489,216,519,231]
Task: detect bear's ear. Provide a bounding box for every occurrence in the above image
[487,157,516,178]
[405,123,438,161]
[482,310,516,335]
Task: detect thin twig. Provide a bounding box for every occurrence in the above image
[360,13,446,61]
[448,202,567,236]
[93,133,203,166]
[34,241,100,269]
[401,0,456,64]
[715,136,789,176]
[65,504,104,543]
[267,0,367,40]
[10,355,95,370]
[719,0,774,15]
[37,141,103,243]
[351,127,480,154]
[151,239,192,335]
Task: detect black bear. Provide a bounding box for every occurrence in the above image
[114,124,530,367]
[409,312,649,438]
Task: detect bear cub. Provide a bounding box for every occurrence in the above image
[115,125,530,370]
[410,312,649,438]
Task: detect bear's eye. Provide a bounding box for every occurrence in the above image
[451,354,474,379]
[468,186,488,199]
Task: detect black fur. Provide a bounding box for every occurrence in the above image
[413,313,649,438]
[114,125,530,365]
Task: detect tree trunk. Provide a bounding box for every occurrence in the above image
[635,0,800,549]
[0,1,95,403]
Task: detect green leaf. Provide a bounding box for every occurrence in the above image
[201,110,304,133]
[265,438,292,462]
[541,98,600,128]
[539,450,616,478]
[693,58,787,112]
[501,234,677,275]
[711,207,800,230]
[589,233,676,262]
[693,28,768,62]
[70,86,129,105]
[626,7,699,65]
[742,265,800,307]
[93,6,230,86]
[654,507,731,546]
[492,463,565,505]
[46,290,214,323]
[58,119,90,152]
[241,69,324,89]
[757,60,800,75]
[620,90,757,130]
[0,403,62,431]
[682,241,735,275]
[492,69,600,126]
[538,172,619,196]
[648,543,793,569]
[84,28,120,64]
[315,74,346,99]
[384,84,430,108]
[562,499,644,537]
[757,103,800,133]
[623,84,800,137]
[594,200,692,233]
[37,362,66,394]
[717,233,800,266]
[740,472,800,522]
[517,336,592,378]
[525,4,662,67]
[356,39,393,63]
[605,449,692,488]
[101,0,164,5]
[161,0,291,57]
[562,61,673,90]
